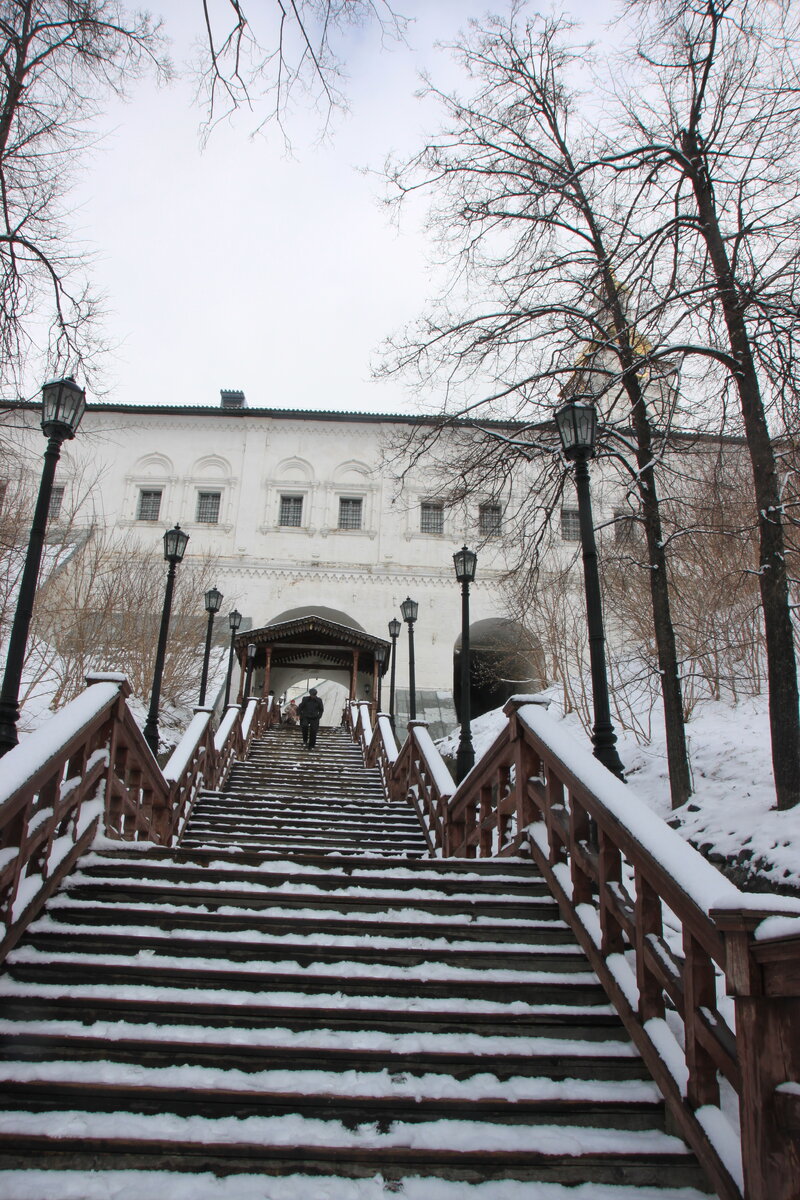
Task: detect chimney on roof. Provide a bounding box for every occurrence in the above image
[220,389,247,409]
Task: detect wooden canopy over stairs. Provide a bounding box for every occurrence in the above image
[235,614,390,703]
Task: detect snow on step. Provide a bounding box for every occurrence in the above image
[0,725,711,1193]
[0,1171,713,1200]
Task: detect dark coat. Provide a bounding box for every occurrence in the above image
[298,694,324,726]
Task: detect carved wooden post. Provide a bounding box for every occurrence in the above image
[713,908,800,1200]
[350,649,360,700]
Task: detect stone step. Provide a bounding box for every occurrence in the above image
[61,882,560,921]
[0,995,630,1046]
[23,922,590,973]
[43,898,575,944]
[0,1128,707,1188]
[4,951,608,1007]
[0,1077,666,1130]
[83,847,537,876]
[70,856,550,895]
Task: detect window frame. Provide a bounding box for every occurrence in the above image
[279,494,304,528]
[195,490,221,524]
[479,502,502,537]
[420,500,444,535]
[137,488,163,522]
[338,496,363,531]
[48,485,65,522]
[560,507,581,542]
[614,509,638,546]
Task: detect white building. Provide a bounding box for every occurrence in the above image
[5,390,570,730]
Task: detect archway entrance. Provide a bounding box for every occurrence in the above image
[234,607,389,725]
[453,618,546,721]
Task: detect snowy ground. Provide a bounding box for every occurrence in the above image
[437,691,800,896]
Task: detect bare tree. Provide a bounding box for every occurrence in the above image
[0,1,168,393]
[382,10,694,806]
[32,526,227,713]
[611,0,800,808]
[196,0,407,138]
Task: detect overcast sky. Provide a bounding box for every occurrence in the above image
[76,0,612,415]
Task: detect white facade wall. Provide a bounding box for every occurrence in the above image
[10,403,541,696]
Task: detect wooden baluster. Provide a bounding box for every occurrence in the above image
[598,829,625,957]
[545,768,567,865]
[32,776,59,880]
[515,735,537,834]
[496,764,511,853]
[569,791,593,905]
[479,783,493,857]
[634,869,665,1021]
[683,929,720,1108]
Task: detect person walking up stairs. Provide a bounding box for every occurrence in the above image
[0,723,712,1198]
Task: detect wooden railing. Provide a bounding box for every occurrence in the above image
[349,697,800,1200]
[0,676,271,965]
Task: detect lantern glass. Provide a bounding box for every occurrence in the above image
[204,586,223,613]
[229,608,242,631]
[400,597,418,624]
[388,618,401,639]
[247,642,256,660]
[41,376,86,439]
[453,545,477,583]
[374,644,387,665]
[163,523,189,563]
[555,400,597,460]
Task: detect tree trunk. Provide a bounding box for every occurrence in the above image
[591,252,693,808]
[681,128,800,810]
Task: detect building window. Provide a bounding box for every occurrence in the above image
[479,502,502,537]
[279,495,303,527]
[137,489,162,521]
[338,497,363,530]
[420,501,444,535]
[561,507,581,541]
[614,509,637,545]
[48,486,65,522]
[196,491,221,524]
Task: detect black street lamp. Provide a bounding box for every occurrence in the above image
[143,523,190,757]
[223,609,242,707]
[0,377,86,757]
[453,545,478,783]
[555,399,625,780]
[374,643,387,711]
[400,597,418,722]
[244,642,256,699]
[388,617,401,731]
[198,586,223,706]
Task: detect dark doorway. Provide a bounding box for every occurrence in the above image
[453,618,546,721]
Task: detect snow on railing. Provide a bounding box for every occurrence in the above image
[0,677,270,965]
[348,693,800,1200]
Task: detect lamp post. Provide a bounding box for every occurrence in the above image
[555,399,625,780]
[453,545,477,783]
[388,617,401,731]
[374,643,387,711]
[198,586,223,706]
[143,523,190,757]
[0,378,86,757]
[223,609,242,707]
[244,642,256,699]
[400,597,418,722]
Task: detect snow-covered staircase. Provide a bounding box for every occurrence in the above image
[181,725,429,856]
[0,726,712,1198]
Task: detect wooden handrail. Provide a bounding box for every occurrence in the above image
[0,676,268,966]
[348,694,800,1200]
